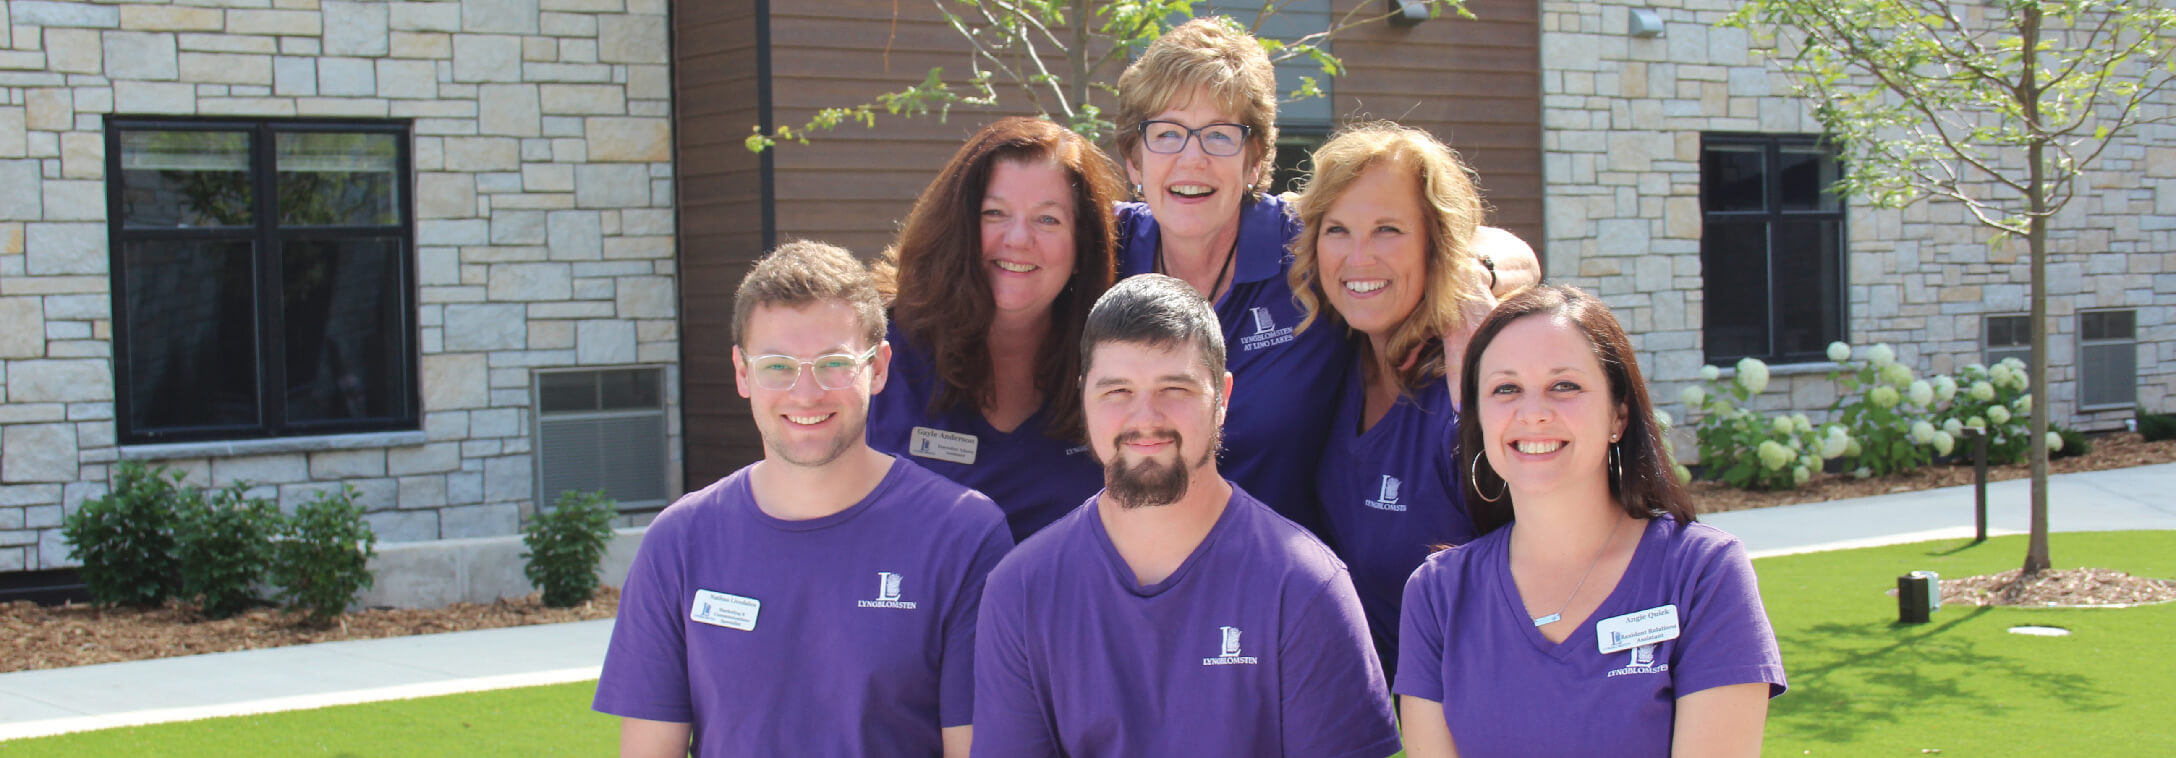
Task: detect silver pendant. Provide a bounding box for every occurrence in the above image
[1532,613,1561,627]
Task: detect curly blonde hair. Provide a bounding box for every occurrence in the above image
[1289,122,1489,393]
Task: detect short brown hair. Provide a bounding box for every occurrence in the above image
[1114,17,1278,194]
[1290,122,1489,395]
[1459,285,1696,535]
[732,240,886,349]
[873,117,1125,442]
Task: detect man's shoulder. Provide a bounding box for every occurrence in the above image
[985,499,1094,583]
[1224,486,1350,583]
[875,456,1008,530]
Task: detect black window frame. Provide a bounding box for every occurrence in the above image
[2076,308,2137,410]
[106,116,420,445]
[1985,313,2033,367]
[1699,133,1849,365]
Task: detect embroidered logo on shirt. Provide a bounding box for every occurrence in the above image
[1364,474,1408,512]
[1237,307,1295,352]
[1606,643,1669,677]
[857,572,918,609]
[1202,625,1259,666]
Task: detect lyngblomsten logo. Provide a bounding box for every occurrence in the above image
[1202,625,1259,666]
[1237,307,1294,352]
[1364,474,1407,512]
[1606,643,1668,678]
[857,572,917,609]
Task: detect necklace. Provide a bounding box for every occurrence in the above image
[1157,235,1239,303]
[1529,516,1625,627]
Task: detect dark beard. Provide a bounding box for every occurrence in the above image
[1103,430,1216,509]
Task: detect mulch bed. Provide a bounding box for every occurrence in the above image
[0,588,618,674]
[1693,432,2176,515]
[1942,568,2176,608]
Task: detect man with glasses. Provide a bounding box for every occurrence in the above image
[596,241,1013,758]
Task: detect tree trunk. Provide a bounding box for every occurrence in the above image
[2022,4,2052,575]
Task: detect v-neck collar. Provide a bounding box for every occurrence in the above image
[1496,517,1664,660]
[1088,490,1242,598]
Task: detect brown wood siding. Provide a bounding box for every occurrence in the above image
[672,2,1544,485]
[674,0,767,488]
[1332,0,1545,259]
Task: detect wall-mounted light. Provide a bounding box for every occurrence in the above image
[1389,0,1428,27]
[1629,8,1665,38]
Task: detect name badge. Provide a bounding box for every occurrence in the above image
[690,589,760,631]
[910,426,978,465]
[1596,604,1680,654]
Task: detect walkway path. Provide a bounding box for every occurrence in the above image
[4,463,2172,740]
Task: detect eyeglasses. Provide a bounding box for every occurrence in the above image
[743,345,881,392]
[1137,120,1252,157]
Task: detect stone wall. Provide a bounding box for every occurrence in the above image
[0,0,682,572]
[1538,0,2174,436]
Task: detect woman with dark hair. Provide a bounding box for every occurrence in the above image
[1110,17,1353,529]
[1397,285,1786,758]
[869,116,1127,542]
[1287,122,1492,679]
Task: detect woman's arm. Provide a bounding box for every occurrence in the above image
[1398,696,1460,758]
[620,717,691,758]
[1670,682,1770,758]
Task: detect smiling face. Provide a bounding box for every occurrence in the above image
[1125,87,1258,247]
[1316,161,1429,340]
[1082,339,1230,508]
[734,301,889,469]
[980,158,1079,324]
[1474,314,1627,502]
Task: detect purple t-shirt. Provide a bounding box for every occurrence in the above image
[868,323,1103,543]
[1314,365,1474,680]
[593,457,1013,757]
[1117,195,1354,532]
[1396,516,1787,758]
[972,484,1401,758]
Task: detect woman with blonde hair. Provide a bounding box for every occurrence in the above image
[1289,121,1492,678]
[1110,17,1352,529]
[869,116,1127,542]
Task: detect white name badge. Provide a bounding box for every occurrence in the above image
[690,589,760,632]
[1596,604,1681,654]
[910,426,979,465]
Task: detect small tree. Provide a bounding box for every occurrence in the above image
[747,0,1472,149]
[522,490,621,608]
[1730,0,2176,574]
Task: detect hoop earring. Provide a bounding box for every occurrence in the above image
[1470,454,1505,503]
[1608,442,1622,492]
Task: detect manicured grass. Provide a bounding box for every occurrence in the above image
[1757,530,2176,757]
[2,681,616,757]
[8,532,2171,756]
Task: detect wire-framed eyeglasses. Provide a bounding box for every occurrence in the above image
[1137,120,1252,157]
[743,344,881,391]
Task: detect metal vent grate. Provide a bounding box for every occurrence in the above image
[534,368,667,509]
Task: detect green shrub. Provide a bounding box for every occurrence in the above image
[2052,427,2091,460]
[1684,358,1847,491]
[174,482,283,619]
[523,490,620,608]
[2139,407,2176,442]
[60,461,185,607]
[269,486,377,626]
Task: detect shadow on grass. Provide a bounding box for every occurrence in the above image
[1772,605,2113,745]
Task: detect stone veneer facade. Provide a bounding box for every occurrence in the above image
[0,0,681,572]
[1538,0,2173,435]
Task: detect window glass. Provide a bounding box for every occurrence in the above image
[1986,315,2028,348]
[123,240,260,431]
[1700,222,1770,360]
[599,368,663,410]
[2082,310,2135,341]
[282,238,408,423]
[119,131,253,228]
[1702,144,1765,212]
[278,132,401,226]
[1778,145,1841,212]
[540,371,598,413]
[1770,220,1844,355]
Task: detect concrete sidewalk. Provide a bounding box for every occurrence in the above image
[3,463,2172,741]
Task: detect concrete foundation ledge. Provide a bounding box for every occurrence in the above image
[356,526,647,610]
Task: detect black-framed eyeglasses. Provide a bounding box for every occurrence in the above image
[1137,120,1252,157]
[743,344,882,391]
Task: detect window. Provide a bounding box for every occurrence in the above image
[107,118,416,444]
[2078,310,2136,409]
[1700,134,1847,364]
[1985,314,2032,367]
[1271,129,1328,196]
[535,368,670,510]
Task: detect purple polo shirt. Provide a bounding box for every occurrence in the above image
[971,484,1401,758]
[593,457,1013,758]
[869,323,1103,543]
[1314,365,1474,680]
[1117,195,1354,532]
[1396,516,1787,758]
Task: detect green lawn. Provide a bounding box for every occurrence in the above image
[7,532,2171,756]
[1758,530,2176,756]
